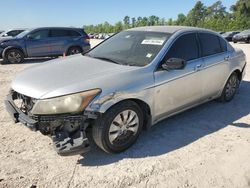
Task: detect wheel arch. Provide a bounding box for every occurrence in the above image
[219,68,242,93]
[66,45,83,55]
[234,69,243,81]
[95,98,152,130]
[2,46,26,58]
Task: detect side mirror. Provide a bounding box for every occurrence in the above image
[26,35,33,40]
[161,58,186,70]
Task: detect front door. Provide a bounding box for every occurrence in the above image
[25,29,51,57]
[154,33,204,121]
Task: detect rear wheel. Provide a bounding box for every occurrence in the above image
[92,101,143,153]
[66,47,82,56]
[4,49,24,64]
[218,72,239,102]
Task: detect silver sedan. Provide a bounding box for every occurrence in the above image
[5,26,247,155]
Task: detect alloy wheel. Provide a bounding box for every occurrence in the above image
[108,110,139,145]
[7,51,22,63]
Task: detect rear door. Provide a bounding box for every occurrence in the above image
[198,33,230,98]
[25,29,51,57]
[48,29,71,55]
[48,29,83,55]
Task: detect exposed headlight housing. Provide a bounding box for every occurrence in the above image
[31,89,101,115]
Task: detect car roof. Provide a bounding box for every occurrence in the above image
[128,26,214,34]
[31,27,84,30]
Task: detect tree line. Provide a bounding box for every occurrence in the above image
[83,0,250,33]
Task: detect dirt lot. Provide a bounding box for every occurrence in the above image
[0,41,250,188]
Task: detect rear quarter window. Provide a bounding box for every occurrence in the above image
[219,37,227,52]
[199,33,222,57]
[69,30,81,37]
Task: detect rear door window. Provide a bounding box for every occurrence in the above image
[50,29,70,37]
[165,33,199,61]
[199,33,223,57]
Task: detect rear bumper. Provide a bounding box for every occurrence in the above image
[4,92,91,156]
[82,45,91,52]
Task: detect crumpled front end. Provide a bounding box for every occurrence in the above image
[4,90,92,156]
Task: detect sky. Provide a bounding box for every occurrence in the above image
[0,0,237,30]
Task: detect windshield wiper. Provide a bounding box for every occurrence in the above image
[93,56,122,65]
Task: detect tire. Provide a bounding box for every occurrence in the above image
[4,49,24,64]
[66,47,82,56]
[218,72,239,102]
[92,101,144,153]
[233,41,237,43]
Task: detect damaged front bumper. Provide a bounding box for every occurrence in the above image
[4,92,92,156]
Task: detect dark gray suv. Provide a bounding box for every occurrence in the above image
[0,27,90,64]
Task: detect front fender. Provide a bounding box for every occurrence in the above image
[86,89,154,115]
[2,46,26,58]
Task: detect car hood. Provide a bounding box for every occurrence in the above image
[12,55,140,99]
[0,36,14,42]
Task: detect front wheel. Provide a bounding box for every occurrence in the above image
[218,72,239,102]
[92,101,143,153]
[4,49,24,64]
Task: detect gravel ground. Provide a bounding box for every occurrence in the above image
[0,41,250,188]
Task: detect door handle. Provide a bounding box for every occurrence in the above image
[194,64,203,71]
[224,56,230,61]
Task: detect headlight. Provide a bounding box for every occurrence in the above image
[31,89,101,115]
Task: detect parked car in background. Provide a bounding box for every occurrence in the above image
[0,27,90,64]
[5,26,246,156]
[0,29,25,38]
[222,31,240,42]
[88,33,95,39]
[233,29,250,43]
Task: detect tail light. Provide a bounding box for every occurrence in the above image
[85,35,90,43]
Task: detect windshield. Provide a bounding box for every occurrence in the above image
[87,31,171,67]
[16,29,31,38]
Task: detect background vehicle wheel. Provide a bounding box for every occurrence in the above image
[218,72,239,102]
[66,47,82,56]
[4,49,24,64]
[92,101,144,153]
